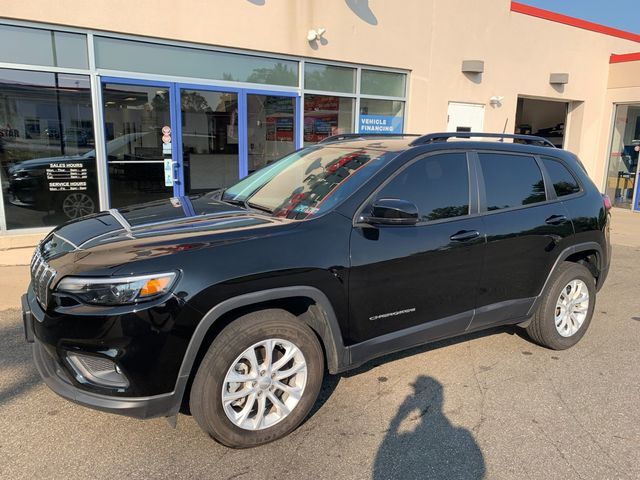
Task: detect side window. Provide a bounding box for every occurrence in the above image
[376,152,469,222]
[478,153,546,211]
[542,157,581,197]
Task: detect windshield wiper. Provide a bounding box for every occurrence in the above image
[247,202,274,214]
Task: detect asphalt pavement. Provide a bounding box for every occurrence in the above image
[1,244,639,479]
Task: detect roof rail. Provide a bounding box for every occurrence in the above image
[318,133,420,144]
[409,132,556,148]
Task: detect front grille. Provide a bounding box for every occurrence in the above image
[30,246,56,308]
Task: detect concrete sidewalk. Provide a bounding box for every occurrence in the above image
[0,207,637,310]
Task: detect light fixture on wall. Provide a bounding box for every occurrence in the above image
[307,28,326,43]
[489,96,504,108]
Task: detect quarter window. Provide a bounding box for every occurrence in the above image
[479,153,546,211]
[375,153,469,222]
[542,158,580,197]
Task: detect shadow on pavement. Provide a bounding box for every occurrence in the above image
[374,375,485,480]
[0,310,40,405]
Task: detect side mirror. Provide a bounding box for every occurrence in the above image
[360,198,419,226]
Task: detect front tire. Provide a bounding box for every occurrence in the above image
[526,262,596,350]
[190,309,324,448]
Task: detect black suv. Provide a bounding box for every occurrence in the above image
[22,132,611,448]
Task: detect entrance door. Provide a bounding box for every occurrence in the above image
[178,86,241,195]
[447,102,485,133]
[101,80,300,207]
[102,80,176,208]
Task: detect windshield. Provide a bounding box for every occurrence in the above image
[223,146,398,219]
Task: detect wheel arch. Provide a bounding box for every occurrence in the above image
[525,241,604,320]
[172,286,348,413]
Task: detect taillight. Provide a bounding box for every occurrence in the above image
[602,194,612,211]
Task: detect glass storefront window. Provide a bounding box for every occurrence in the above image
[303,95,354,145]
[359,98,405,134]
[102,83,173,208]
[95,37,298,87]
[605,104,640,209]
[360,70,406,97]
[0,69,96,229]
[181,89,240,193]
[304,63,356,94]
[0,25,88,69]
[247,94,297,173]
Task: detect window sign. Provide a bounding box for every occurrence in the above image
[164,158,174,187]
[359,115,403,134]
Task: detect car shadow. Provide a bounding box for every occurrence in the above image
[342,325,518,378]
[373,375,485,479]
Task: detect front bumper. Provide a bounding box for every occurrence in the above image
[22,290,188,419]
[31,337,179,418]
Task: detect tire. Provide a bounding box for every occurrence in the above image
[190,309,324,448]
[526,262,596,350]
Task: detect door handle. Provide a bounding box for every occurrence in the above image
[450,230,480,242]
[545,214,567,225]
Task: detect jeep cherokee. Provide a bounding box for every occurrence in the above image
[22,132,611,448]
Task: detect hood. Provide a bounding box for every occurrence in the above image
[41,193,292,275]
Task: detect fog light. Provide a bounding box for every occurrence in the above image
[66,353,129,389]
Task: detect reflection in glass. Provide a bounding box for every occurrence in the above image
[224,146,396,220]
[360,70,406,97]
[0,69,96,229]
[181,89,239,193]
[376,153,469,222]
[605,104,640,208]
[247,94,296,173]
[103,83,173,208]
[304,63,356,93]
[479,153,546,210]
[303,95,354,146]
[0,25,88,69]
[95,37,298,87]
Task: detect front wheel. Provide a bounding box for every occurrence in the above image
[526,262,596,349]
[190,309,324,448]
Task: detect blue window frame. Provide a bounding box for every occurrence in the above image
[100,76,301,204]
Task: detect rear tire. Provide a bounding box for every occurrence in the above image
[190,309,324,448]
[526,262,596,350]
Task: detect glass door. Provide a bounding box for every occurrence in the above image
[178,87,241,195]
[101,80,300,207]
[102,79,177,208]
[246,92,298,174]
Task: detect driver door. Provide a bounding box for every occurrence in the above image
[348,151,485,345]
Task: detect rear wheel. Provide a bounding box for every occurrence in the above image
[526,262,596,349]
[190,309,324,448]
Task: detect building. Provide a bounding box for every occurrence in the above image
[0,0,639,241]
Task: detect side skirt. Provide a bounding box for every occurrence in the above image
[345,297,535,371]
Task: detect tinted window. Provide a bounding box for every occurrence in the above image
[376,153,469,222]
[479,153,546,211]
[543,157,580,197]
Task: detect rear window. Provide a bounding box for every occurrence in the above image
[479,153,546,211]
[542,157,581,197]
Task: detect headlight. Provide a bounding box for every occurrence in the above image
[56,272,177,305]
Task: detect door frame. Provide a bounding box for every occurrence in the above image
[99,76,301,204]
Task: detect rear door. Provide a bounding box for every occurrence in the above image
[348,151,485,344]
[471,150,574,329]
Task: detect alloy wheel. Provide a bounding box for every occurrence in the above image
[62,193,95,219]
[554,279,590,337]
[221,338,307,431]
